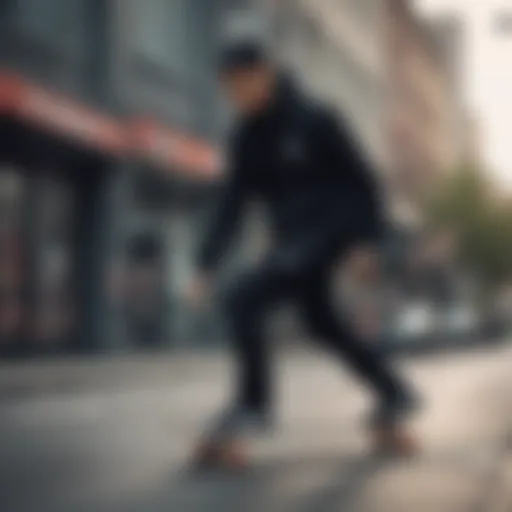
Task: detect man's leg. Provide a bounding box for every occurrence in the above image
[193,252,293,468]
[224,263,287,414]
[296,267,419,450]
[297,268,405,399]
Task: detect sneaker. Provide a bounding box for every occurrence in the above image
[367,392,422,457]
[207,404,272,443]
[190,405,271,471]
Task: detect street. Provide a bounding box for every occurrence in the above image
[0,345,511,512]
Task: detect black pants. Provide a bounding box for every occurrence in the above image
[224,235,408,413]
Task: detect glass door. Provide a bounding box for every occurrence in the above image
[0,165,25,353]
[123,230,166,349]
[31,174,76,351]
[167,212,197,345]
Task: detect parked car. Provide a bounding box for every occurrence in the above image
[386,299,485,353]
[389,301,436,349]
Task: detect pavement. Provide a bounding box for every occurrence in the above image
[0,352,224,400]
[0,344,511,512]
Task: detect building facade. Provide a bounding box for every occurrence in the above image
[0,1,228,355]
[427,15,483,171]
[271,0,387,169]
[104,0,231,351]
[0,0,124,355]
[385,0,459,226]
[426,15,468,172]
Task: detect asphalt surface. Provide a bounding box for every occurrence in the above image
[0,345,511,512]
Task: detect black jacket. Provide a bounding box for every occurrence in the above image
[197,76,386,272]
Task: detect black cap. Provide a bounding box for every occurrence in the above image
[219,40,270,72]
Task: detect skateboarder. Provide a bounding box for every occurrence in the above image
[186,40,419,469]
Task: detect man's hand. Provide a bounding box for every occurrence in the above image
[184,273,212,309]
[346,246,381,283]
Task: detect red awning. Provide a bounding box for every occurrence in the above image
[0,71,125,155]
[130,118,223,180]
[0,71,223,178]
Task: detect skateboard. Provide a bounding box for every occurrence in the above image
[189,425,420,472]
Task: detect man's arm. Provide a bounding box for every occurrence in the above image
[196,136,250,273]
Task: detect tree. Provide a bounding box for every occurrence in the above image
[422,166,512,295]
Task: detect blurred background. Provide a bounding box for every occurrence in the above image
[0,2,512,511]
[1,0,511,358]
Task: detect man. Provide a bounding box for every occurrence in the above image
[187,40,419,469]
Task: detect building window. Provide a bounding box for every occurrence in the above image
[134,0,199,81]
[13,0,84,51]
[15,0,66,41]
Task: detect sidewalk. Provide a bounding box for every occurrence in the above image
[0,346,510,512]
[0,348,329,399]
[0,352,229,400]
[0,343,507,400]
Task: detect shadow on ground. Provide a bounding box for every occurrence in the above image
[133,443,501,512]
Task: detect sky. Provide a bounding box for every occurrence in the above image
[414,0,512,187]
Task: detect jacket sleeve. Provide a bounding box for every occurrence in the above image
[317,109,387,244]
[196,134,250,272]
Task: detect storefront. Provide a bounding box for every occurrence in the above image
[0,71,125,356]
[106,119,222,350]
